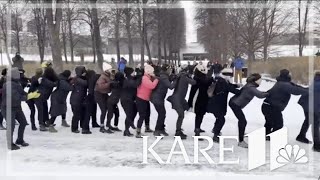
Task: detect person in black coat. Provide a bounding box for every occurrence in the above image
[262,69,308,138]
[207,68,241,143]
[296,72,320,152]
[2,68,34,150]
[167,65,196,139]
[121,67,139,137]
[150,64,177,136]
[34,67,58,131]
[70,66,89,134]
[229,73,268,148]
[48,70,73,133]
[0,68,7,130]
[106,71,124,133]
[211,61,223,76]
[27,68,43,131]
[84,70,100,128]
[192,67,214,138]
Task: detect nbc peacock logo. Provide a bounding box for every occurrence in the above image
[276,144,308,164]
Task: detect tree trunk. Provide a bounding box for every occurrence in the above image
[14,10,20,53]
[139,8,145,66]
[263,6,268,61]
[163,39,167,64]
[125,9,134,66]
[145,35,152,62]
[90,27,96,63]
[91,0,104,70]
[67,2,74,63]
[46,0,63,73]
[62,22,68,64]
[115,9,121,64]
[157,8,161,64]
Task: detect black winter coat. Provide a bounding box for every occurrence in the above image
[298,76,320,113]
[207,77,240,116]
[0,76,6,104]
[108,72,124,105]
[167,71,196,110]
[230,82,268,109]
[150,72,176,105]
[265,77,308,111]
[1,79,27,108]
[50,75,73,117]
[121,75,139,102]
[193,70,214,115]
[38,77,56,100]
[70,66,88,106]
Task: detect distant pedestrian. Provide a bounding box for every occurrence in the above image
[233,56,244,84]
[12,52,24,69]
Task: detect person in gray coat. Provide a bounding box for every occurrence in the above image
[229,73,268,148]
[12,52,24,69]
[167,64,196,139]
[151,64,177,136]
[48,70,73,133]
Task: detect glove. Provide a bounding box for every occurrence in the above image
[27,91,41,100]
[38,77,43,84]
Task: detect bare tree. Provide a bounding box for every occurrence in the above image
[32,3,47,63]
[0,3,11,64]
[298,0,311,57]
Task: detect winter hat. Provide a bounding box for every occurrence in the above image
[103,62,112,72]
[195,64,208,74]
[8,67,20,80]
[1,68,7,76]
[277,69,291,82]
[124,67,134,77]
[35,68,43,77]
[144,64,155,76]
[246,73,261,83]
[61,70,71,78]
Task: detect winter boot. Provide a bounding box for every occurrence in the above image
[145,125,154,133]
[72,129,80,133]
[15,140,29,147]
[195,128,204,141]
[212,135,219,143]
[110,126,122,132]
[136,128,143,138]
[0,124,6,130]
[313,144,320,152]
[9,143,20,150]
[92,123,100,128]
[153,130,162,136]
[124,130,134,137]
[105,128,114,134]
[45,121,50,127]
[131,123,136,129]
[266,136,270,141]
[100,126,108,133]
[39,125,48,132]
[238,141,248,148]
[82,129,92,134]
[200,129,205,133]
[61,119,70,127]
[296,135,312,144]
[175,130,187,140]
[48,125,58,133]
[160,130,169,136]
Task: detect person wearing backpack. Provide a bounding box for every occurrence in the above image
[150,64,177,137]
[229,73,268,148]
[207,68,241,143]
[233,56,244,84]
[167,64,196,139]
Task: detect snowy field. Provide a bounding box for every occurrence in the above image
[0,80,320,179]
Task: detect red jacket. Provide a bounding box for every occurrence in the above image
[137,74,159,101]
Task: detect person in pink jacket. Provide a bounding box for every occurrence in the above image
[136,64,159,138]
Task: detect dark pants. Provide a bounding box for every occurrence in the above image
[154,103,166,131]
[34,99,49,126]
[212,114,226,136]
[26,100,36,126]
[2,106,28,146]
[95,92,108,126]
[262,103,283,135]
[71,104,88,131]
[0,110,3,126]
[195,114,204,130]
[85,94,98,126]
[136,97,150,129]
[121,99,137,131]
[174,105,185,132]
[230,101,247,142]
[106,102,120,128]
[49,114,66,125]
[188,85,198,108]
[298,109,320,145]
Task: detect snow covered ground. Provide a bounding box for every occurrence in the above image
[0,80,319,179]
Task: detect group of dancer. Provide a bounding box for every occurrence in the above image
[0,59,319,152]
